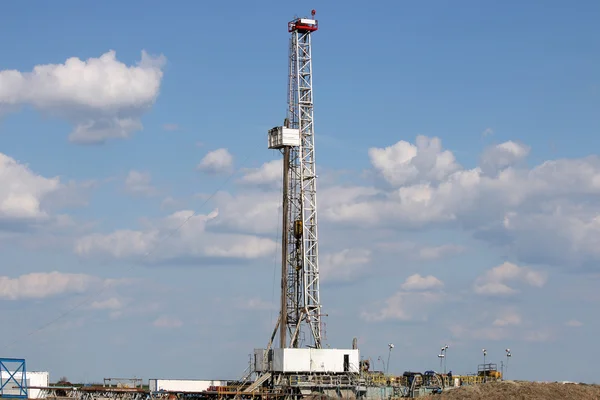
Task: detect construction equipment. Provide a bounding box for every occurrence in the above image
[478,363,503,381]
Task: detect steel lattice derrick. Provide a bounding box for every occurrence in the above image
[266,11,321,351]
[285,15,321,350]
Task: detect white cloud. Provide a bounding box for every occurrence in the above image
[400,274,444,291]
[41,179,98,212]
[498,208,600,267]
[473,262,547,296]
[0,50,166,144]
[368,135,460,186]
[320,249,371,283]
[74,209,277,263]
[124,170,157,196]
[209,190,281,235]
[326,135,600,269]
[480,140,530,175]
[197,148,234,174]
[361,274,444,322]
[153,316,183,329]
[319,185,381,225]
[210,178,380,236]
[0,153,68,226]
[160,196,179,210]
[239,159,282,187]
[361,290,443,322]
[0,271,97,300]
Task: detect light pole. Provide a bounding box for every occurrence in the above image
[505,349,511,380]
[386,343,394,374]
[437,353,444,372]
[482,348,487,366]
[482,349,487,382]
[441,345,449,374]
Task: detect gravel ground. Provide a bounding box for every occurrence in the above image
[422,380,600,399]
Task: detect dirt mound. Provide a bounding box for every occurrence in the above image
[423,381,600,399]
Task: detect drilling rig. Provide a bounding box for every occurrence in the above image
[247,10,362,399]
[272,8,322,351]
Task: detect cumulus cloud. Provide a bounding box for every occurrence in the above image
[368,135,460,186]
[480,140,530,175]
[239,159,282,187]
[0,152,69,228]
[328,135,600,269]
[74,209,277,263]
[160,196,180,210]
[361,274,444,322]
[319,185,381,225]
[0,271,100,300]
[0,50,166,144]
[320,248,371,283]
[124,170,158,196]
[205,180,386,239]
[361,290,443,323]
[400,274,444,291]
[197,148,234,174]
[209,190,281,235]
[497,208,600,267]
[473,262,547,296]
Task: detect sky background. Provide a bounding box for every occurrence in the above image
[0,0,599,385]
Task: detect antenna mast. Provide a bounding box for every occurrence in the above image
[268,9,322,349]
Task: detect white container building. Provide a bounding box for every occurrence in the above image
[254,348,360,374]
[0,371,49,399]
[148,379,226,393]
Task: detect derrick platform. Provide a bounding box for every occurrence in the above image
[31,372,499,400]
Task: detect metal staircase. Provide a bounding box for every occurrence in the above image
[243,372,272,393]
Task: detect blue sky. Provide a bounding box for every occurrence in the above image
[0,0,599,385]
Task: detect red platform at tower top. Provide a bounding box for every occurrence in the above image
[288,10,318,32]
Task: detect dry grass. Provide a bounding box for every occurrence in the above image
[422,380,600,399]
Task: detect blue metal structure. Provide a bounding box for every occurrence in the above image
[0,358,28,398]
